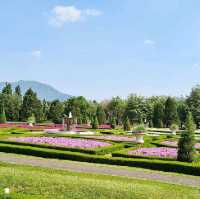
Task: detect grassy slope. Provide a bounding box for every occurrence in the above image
[0,162,200,199]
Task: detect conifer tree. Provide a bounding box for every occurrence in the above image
[177,112,196,162]
[20,88,43,122]
[15,85,22,97]
[2,83,12,95]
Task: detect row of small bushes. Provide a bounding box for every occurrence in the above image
[0,143,200,176]
[0,140,124,155]
[0,127,30,134]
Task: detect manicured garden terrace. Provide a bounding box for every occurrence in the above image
[0,127,200,176]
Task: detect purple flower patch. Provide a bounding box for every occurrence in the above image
[162,141,200,149]
[128,147,177,158]
[9,137,111,149]
[83,135,136,142]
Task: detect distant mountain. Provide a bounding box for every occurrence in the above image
[0,80,71,101]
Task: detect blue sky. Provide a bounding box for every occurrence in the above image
[0,0,200,100]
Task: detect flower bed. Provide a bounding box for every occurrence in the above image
[9,137,111,149]
[0,123,111,131]
[128,147,177,159]
[161,141,200,149]
[83,135,136,142]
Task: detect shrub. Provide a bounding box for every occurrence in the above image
[170,124,179,131]
[134,124,146,133]
[177,112,196,162]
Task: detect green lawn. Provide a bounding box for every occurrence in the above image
[0,162,199,199]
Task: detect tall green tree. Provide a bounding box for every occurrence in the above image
[12,94,22,121]
[177,112,196,162]
[107,96,125,125]
[177,100,188,129]
[153,102,164,128]
[87,100,98,123]
[1,84,16,121]
[15,85,22,97]
[48,100,64,123]
[96,105,106,125]
[164,97,179,127]
[125,95,146,124]
[2,83,12,95]
[187,85,200,127]
[64,96,90,124]
[0,98,6,124]
[11,85,23,121]
[20,88,43,122]
[42,99,50,121]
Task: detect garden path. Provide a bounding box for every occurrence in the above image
[0,152,200,187]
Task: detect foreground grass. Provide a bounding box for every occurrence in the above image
[0,162,200,199]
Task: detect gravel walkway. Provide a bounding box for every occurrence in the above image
[0,152,200,187]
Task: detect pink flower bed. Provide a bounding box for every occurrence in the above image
[128,147,177,159]
[0,123,111,131]
[9,137,111,149]
[162,141,200,149]
[83,135,136,142]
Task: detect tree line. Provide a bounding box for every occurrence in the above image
[1,83,200,129]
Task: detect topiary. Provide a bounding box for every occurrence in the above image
[177,112,196,162]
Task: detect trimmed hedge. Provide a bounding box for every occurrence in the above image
[0,143,200,176]
[0,140,124,155]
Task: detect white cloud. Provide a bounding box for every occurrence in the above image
[193,63,200,67]
[84,9,102,16]
[144,40,156,48]
[49,5,102,27]
[31,50,41,59]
